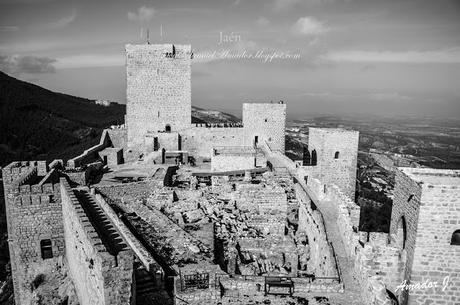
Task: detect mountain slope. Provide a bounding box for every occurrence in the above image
[0,71,240,166]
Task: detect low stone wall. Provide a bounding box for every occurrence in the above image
[295,184,339,278]
[93,191,161,273]
[60,179,133,305]
[181,127,246,158]
[67,129,111,168]
[211,154,255,172]
[306,177,395,305]
[325,184,360,229]
[232,185,287,235]
[219,274,342,297]
[107,128,127,148]
[305,176,326,201]
[96,179,162,203]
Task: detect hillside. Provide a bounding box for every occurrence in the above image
[0,71,240,166]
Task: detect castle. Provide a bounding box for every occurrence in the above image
[2,43,459,305]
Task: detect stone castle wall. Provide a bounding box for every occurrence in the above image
[388,169,423,303]
[211,154,255,172]
[126,44,192,147]
[67,129,111,168]
[233,185,287,235]
[60,179,133,305]
[107,128,127,149]
[295,184,339,277]
[301,175,395,305]
[2,162,65,305]
[96,179,162,203]
[181,126,246,158]
[307,128,359,200]
[242,103,286,153]
[392,169,460,305]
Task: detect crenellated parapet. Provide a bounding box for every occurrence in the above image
[11,182,58,195]
[2,161,64,305]
[325,184,361,230]
[60,178,133,305]
[194,123,244,128]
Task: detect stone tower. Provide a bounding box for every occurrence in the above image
[2,161,65,305]
[242,102,286,152]
[389,168,460,305]
[306,128,359,200]
[125,44,192,148]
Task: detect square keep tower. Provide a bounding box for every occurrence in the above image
[126,44,192,148]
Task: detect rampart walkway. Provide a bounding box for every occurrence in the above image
[262,147,364,305]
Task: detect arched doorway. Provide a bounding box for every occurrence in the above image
[396,216,407,250]
[311,150,317,166]
[451,229,460,245]
[303,146,311,166]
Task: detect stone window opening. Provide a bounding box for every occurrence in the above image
[40,239,53,260]
[451,230,460,245]
[303,147,311,166]
[334,151,340,159]
[165,124,171,133]
[264,118,268,122]
[396,216,407,250]
[311,150,317,166]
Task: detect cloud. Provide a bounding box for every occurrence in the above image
[128,6,156,22]
[0,54,56,75]
[321,48,460,64]
[255,17,270,27]
[0,26,19,32]
[42,10,76,29]
[291,17,328,36]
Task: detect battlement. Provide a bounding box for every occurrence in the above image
[213,146,255,156]
[194,123,244,128]
[309,127,358,135]
[3,161,38,172]
[325,184,360,228]
[14,182,59,195]
[399,167,460,186]
[126,43,192,60]
[60,179,129,257]
[14,194,53,206]
[2,160,50,188]
[2,160,46,174]
[16,166,37,186]
[60,179,133,304]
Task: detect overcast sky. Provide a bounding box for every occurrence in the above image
[1,0,460,119]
